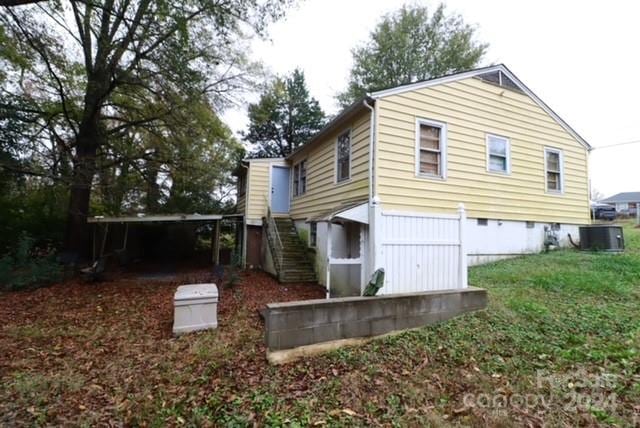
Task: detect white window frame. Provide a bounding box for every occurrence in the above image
[544,147,564,194]
[486,134,511,175]
[335,129,352,184]
[415,118,447,180]
[292,159,307,197]
[309,222,317,248]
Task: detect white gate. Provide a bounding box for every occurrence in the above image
[378,204,467,294]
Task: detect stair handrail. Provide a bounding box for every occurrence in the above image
[265,201,284,270]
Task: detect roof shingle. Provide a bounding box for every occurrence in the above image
[600,192,640,203]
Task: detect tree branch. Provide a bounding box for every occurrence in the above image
[70,0,93,73]
[0,0,48,6]
[5,8,79,138]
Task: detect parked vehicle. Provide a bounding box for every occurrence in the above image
[591,203,616,221]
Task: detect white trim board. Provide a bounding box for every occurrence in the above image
[369,64,591,151]
[485,133,511,175]
[544,146,565,195]
[415,117,448,180]
[334,128,353,184]
[244,157,287,164]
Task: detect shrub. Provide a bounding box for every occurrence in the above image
[0,234,62,291]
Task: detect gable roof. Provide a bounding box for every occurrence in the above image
[286,97,372,160]
[285,64,590,160]
[370,64,591,151]
[600,192,640,203]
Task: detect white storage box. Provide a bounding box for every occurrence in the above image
[173,283,219,336]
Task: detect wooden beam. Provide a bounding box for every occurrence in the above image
[212,220,221,265]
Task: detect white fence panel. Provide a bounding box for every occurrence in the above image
[379,206,467,294]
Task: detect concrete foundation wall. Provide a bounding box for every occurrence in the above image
[466,218,580,266]
[264,287,487,351]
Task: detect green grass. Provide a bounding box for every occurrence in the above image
[2,223,639,426]
[213,222,640,426]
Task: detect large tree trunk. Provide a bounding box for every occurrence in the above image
[145,156,161,212]
[62,68,111,259]
[63,131,98,258]
[62,104,102,258]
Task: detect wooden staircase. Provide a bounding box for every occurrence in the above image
[265,215,317,283]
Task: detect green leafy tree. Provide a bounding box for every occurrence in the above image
[0,0,289,257]
[337,3,488,106]
[245,68,325,158]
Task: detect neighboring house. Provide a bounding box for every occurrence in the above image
[599,192,640,216]
[235,64,591,297]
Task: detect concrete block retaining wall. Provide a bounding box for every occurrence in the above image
[264,287,487,351]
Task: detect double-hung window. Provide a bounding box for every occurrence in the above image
[293,160,307,196]
[416,119,447,179]
[486,134,510,174]
[309,222,317,248]
[544,148,563,193]
[336,130,351,183]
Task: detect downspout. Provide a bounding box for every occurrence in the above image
[363,98,376,204]
[363,98,378,283]
[241,163,249,269]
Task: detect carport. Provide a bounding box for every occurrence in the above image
[87,214,243,266]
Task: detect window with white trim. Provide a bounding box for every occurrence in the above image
[309,222,317,247]
[544,148,563,193]
[417,119,446,178]
[336,130,351,182]
[293,159,307,196]
[487,134,510,173]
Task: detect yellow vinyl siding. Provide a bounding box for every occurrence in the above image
[289,111,370,220]
[246,161,270,222]
[236,191,246,215]
[375,77,590,224]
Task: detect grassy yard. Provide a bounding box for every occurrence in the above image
[1,224,640,426]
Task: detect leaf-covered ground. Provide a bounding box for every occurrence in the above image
[1,224,640,426]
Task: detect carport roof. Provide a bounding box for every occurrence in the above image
[87,214,229,224]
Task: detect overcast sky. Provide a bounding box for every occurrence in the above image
[223,0,640,199]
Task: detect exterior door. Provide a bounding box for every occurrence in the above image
[271,166,290,214]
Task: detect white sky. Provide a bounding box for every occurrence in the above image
[223,0,640,199]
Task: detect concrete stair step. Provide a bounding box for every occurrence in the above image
[280,268,315,274]
[280,277,317,282]
[280,263,314,269]
[280,254,309,260]
[269,216,318,284]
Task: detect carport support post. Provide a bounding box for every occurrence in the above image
[100,223,109,258]
[212,220,221,264]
